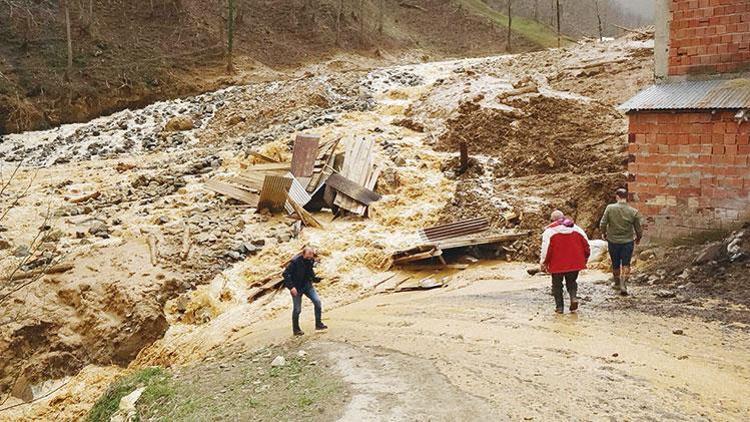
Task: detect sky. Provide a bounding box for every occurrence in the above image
[610,0,655,21]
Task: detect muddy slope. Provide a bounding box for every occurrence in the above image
[0,0,548,134]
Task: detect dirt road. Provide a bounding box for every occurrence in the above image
[240,264,750,421]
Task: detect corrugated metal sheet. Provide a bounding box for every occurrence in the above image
[418,217,490,243]
[290,134,319,177]
[258,175,292,212]
[619,79,750,112]
[284,173,312,214]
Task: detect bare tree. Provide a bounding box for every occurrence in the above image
[336,0,344,46]
[377,0,385,35]
[506,0,512,52]
[594,0,603,41]
[60,0,73,80]
[359,0,365,43]
[533,0,539,22]
[556,0,561,48]
[226,0,235,73]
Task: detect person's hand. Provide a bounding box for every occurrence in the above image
[602,233,607,240]
[290,287,298,297]
[635,237,641,245]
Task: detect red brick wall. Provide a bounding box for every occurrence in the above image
[668,0,750,76]
[627,110,750,241]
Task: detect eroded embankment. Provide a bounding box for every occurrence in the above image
[1,34,656,419]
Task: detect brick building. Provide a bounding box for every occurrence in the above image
[620,0,750,242]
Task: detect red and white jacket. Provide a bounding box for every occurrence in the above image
[540,220,591,274]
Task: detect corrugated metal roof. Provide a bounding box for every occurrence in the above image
[619,79,750,112]
[418,217,490,243]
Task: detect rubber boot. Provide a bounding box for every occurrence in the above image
[619,276,628,296]
[569,288,579,312]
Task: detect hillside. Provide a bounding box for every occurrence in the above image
[0,0,560,135]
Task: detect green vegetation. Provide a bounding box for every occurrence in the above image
[458,0,569,48]
[87,367,174,422]
[89,344,347,421]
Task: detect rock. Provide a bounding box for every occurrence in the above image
[237,242,259,256]
[251,238,266,247]
[12,245,29,257]
[271,356,286,367]
[639,249,656,261]
[0,238,11,250]
[655,290,676,299]
[297,350,308,358]
[110,387,146,422]
[88,221,109,236]
[164,116,195,132]
[611,353,619,357]
[693,242,724,265]
[672,329,684,335]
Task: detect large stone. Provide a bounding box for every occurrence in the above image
[271,356,286,367]
[164,116,194,132]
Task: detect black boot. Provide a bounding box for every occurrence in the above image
[569,288,579,312]
[293,315,303,336]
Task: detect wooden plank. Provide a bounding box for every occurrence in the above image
[335,137,375,214]
[248,151,279,163]
[225,176,261,192]
[205,179,259,206]
[392,248,442,264]
[244,163,291,172]
[257,175,292,212]
[326,173,382,205]
[291,134,320,177]
[286,193,323,229]
[397,263,469,271]
[307,138,340,192]
[434,232,530,250]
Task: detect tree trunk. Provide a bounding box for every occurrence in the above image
[336,0,344,46]
[378,0,385,35]
[594,0,603,41]
[556,0,561,48]
[533,0,538,22]
[226,0,235,73]
[62,0,73,81]
[359,0,365,44]
[506,0,512,52]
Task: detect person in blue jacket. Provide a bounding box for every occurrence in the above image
[283,246,327,335]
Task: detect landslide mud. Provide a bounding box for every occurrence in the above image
[6,34,728,421]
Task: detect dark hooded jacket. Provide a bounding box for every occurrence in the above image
[283,254,316,291]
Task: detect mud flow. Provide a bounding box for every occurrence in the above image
[1,32,748,421]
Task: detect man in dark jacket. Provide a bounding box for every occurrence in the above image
[283,246,327,336]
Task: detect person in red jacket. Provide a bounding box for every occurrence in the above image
[540,210,591,314]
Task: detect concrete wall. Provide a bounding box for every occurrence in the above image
[627,110,750,242]
[666,0,750,77]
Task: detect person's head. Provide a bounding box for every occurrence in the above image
[302,246,315,261]
[615,188,628,202]
[550,210,564,222]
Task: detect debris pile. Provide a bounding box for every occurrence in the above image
[392,217,530,268]
[626,225,750,325]
[205,133,383,225]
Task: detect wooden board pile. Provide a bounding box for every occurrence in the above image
[204,134,383,227]
[392,217,531,268]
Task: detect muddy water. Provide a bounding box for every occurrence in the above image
[236,263,750,421]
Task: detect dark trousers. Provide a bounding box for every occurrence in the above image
[551,271,579,310]
[292,285,322,331]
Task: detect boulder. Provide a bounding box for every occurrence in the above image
[164,116,194,132]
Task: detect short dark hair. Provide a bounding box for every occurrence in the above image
[615,188,628,199]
